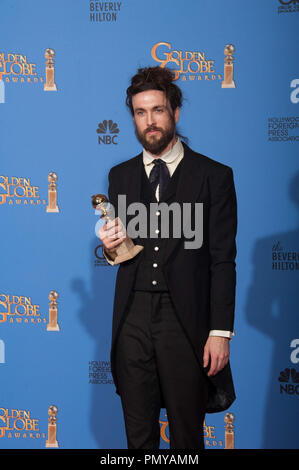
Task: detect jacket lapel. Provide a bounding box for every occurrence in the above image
[163,143,204,263]
[125,153,142,206]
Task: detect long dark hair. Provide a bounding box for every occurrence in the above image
[126,66,188,143]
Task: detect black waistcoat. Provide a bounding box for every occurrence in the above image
[133,158,183,292]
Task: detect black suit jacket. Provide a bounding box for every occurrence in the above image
[107,142,237,413]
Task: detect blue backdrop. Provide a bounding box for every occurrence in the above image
[0,0,298,449]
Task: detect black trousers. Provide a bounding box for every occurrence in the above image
[115,290,209,449]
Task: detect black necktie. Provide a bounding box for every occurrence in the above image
[149,158,170,201]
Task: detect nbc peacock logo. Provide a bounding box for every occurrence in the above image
[278,368,299,395]
[96,120,119,145]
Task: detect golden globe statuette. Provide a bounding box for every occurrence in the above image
[47,290,60,331]
[44,48,57,91]
[224,412,235,449]
[221,44,236,89]
[45,405,59,448]
[46,172,59,213]
[91,194,144,265]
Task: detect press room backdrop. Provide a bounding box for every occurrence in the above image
[0,0,298,450]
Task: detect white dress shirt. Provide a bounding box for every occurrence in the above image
[143,137,184,199]
[103,137,234,339]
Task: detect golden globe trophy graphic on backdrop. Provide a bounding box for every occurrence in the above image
[45,405,59,448]
[91,194,144,264]
[221,44,236,88]
[47,290,60,331]
[46,172,59,213]
[44,48,57,91]
[224,412,235,449]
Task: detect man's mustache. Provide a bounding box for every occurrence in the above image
[144,126,163,135]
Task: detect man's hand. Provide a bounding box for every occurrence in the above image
[203,336,230,377]
[98,217,126,255]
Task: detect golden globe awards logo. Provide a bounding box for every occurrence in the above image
[0,173,60,211]
[159,412,224,448]
[0,175,45,206]
[159,411,169,444]
[151,42,236,87]
[0,408,45,440]
[0,49,57,100]
[0,292,60,330]
[0,293,46,325]
[0,52,40,83]
[203,419,224,447]
[151,42,219,81]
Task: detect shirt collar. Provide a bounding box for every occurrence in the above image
[143,137,183,166]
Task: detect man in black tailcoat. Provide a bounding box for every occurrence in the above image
[99,66,237,449]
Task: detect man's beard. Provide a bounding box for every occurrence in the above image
[135,116,176,155]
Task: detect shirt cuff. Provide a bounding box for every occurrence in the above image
[209,330,235,339]
[102,247,116,266]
